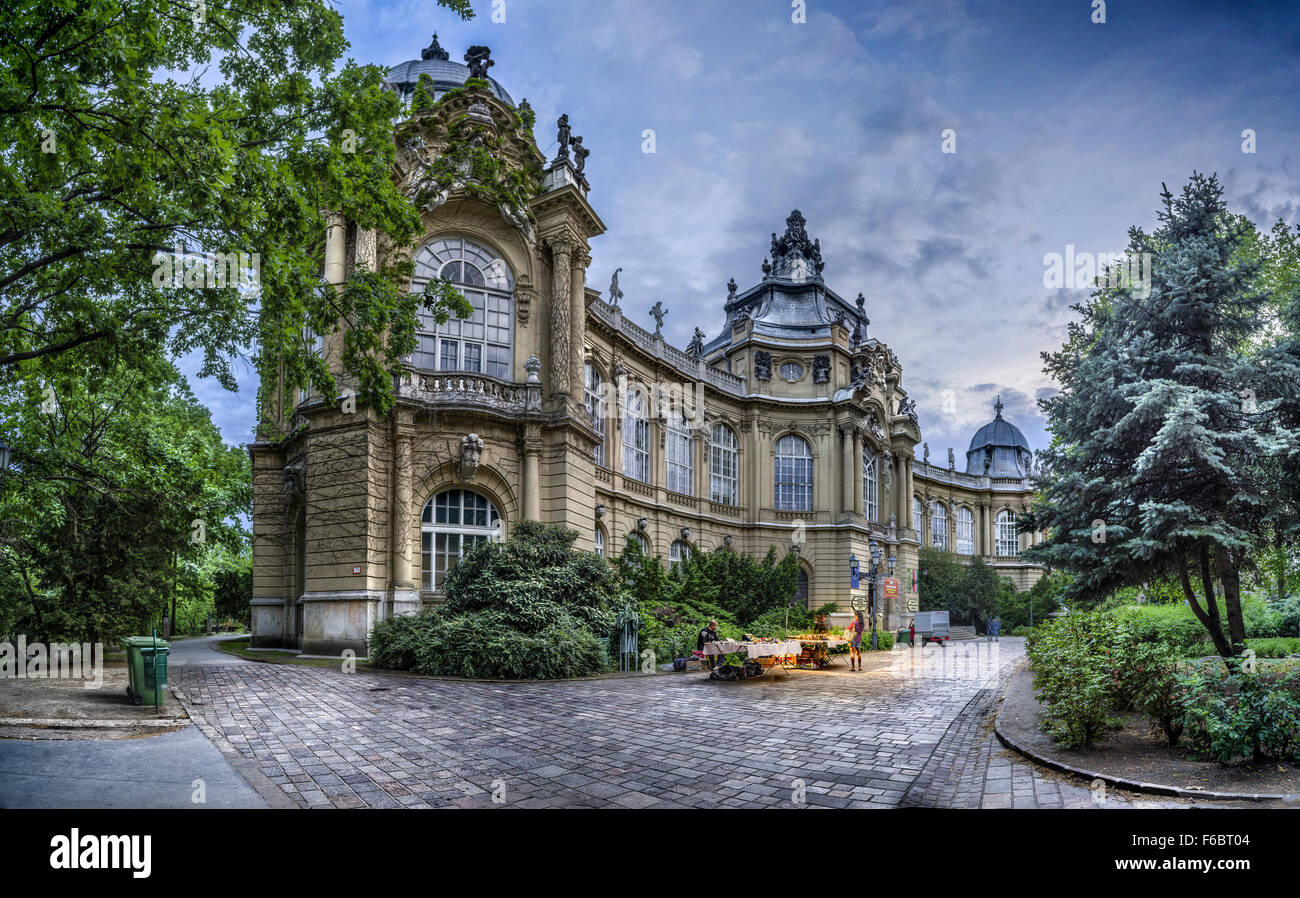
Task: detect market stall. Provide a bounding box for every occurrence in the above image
[702,639,802,680]
[788,634,849,669]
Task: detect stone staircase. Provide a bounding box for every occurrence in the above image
[948,625,978,641]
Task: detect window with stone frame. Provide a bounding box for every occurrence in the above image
[409,237,514,379]
[665,409,694,495]
[996,510,1019,557]
[621,387,650,482]
[774,434,813,511]
[420,489,501,591]
[956,506,975,555]
[584,360,606,467]
[709,423,739,505]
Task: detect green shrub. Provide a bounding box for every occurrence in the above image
[368,523,616,679]
[1180,666,1300,763]
[1026,611,1124,748]
[1245,637,1300,659]
[1120,641,1187,745]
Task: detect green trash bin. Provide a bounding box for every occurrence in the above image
[122,636,170,707]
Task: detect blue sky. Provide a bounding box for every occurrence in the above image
[186,0,1300,462]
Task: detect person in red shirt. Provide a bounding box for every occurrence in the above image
[848,610,865,671]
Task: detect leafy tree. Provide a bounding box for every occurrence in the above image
[1,0,473,424]
[1028,174,1300,664]
[0,350,248,644]
[917,547,966,619]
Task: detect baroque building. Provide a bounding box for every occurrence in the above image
[248,40,1044,656]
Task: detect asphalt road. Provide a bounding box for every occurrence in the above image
[166,633,255,667]
[0,725,270,808]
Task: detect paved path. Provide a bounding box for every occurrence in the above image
[167,633,255,667]
[0,726,270,808]
[172,637,1191,809]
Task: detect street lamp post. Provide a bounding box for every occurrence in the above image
[868,540,882,650]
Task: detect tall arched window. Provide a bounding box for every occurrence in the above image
[622,387,650,482]
[421,489,501,591]
[997,510,1019,556]
[956,506,975,555]
[594,525,606,559]
[709,423,739,506]
[410,237,514,379]
[584,361,606,467]
[774,435,813,511]
[669,540,691,573]
[863,451,878,522]
[912,496,924,535]
[795,569,810,606]
[931,502,948,549]
[665,410,694,495]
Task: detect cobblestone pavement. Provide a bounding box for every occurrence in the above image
[173,637,1186,809]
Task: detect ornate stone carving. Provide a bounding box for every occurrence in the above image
[754,350,771,381]
[865,408,884,441]
[282,459,305,505]
[458,433,485,481]
[948,447,956,469]
[880,450,894,510]
[768,209,825,279]
[897,396,917,421]
[515,287,534,325]
[812,354,830,384]
[569,135,589,182]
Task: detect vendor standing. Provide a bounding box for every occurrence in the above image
[697,620,721,668]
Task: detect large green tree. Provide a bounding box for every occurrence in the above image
[0,350,249,644]
[1028,174,1300,663]
[1,0,472,424]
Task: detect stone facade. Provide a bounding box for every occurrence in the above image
[247,44,1044,656]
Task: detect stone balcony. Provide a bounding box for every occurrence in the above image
[395,368,542,418]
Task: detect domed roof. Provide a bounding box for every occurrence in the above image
[964,397,1032,477]
[387,34,514,105]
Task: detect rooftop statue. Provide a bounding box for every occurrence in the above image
[649,301,667,336]
[769,209,826,278]
[570,135,590,176]
[687,327,705,358]
[555,114,571,161]
[608,267,623,309]
[464,45,494,80]
[421,32,450,61]
[727,277,738,299]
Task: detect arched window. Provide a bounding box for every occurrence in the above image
[584,361,606,467]
[420,489,501,591]
[709,424,739,506]
[669,540,691,572]
[931,502,948,549]
[622,387,650,482]
[912,496,924,535]
[410,237,514,378]
[795,569,810,606]
[997,510,1019,557]
[956,506,975,555]
[594,525,606,559]
[774,435,813,511]
[665,409,694,495]
[625,531,649,555]
[863,451,878,522]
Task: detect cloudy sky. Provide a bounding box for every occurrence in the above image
[188,0,1300,462]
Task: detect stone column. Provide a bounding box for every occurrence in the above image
[852,430,865,517]
[545,234,573,397]
[840,425,854,516]
[895,453,907,530]
[523,423,542,521]
[570,246,589,405]
[390,426,417,615]
[324,212,347,284]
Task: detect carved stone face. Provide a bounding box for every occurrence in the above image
[458,433,485,481]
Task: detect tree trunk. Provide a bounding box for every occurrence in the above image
[1215,547,1247,653]
[1180,560,1234,663]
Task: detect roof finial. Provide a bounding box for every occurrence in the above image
[994,395,1004,418]
[421,32,449,61]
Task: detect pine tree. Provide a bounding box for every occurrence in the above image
[1029,173,1300,664]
